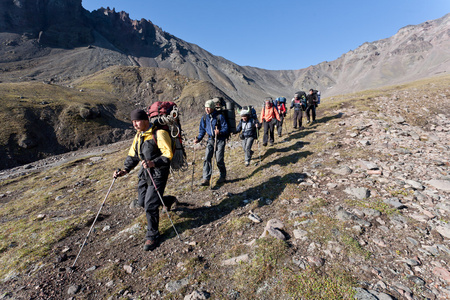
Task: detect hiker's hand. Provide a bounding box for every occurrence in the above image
[142,160,155,169]
[214,128,220,136]
[114,169,127,178]
[194,137,199,144]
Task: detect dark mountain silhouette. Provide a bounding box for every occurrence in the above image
[1,1,449,105]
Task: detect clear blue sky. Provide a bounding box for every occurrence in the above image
[82,0,450,70]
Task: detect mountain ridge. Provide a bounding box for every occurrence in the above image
[0,1,448,105]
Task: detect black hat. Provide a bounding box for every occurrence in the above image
[130,109,148,121]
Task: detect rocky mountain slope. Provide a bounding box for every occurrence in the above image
[0,66,235,170]
[0,75,448,299]
[1,1,449,105]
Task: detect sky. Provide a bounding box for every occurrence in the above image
[82,0,450,71]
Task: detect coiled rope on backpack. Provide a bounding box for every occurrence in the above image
[154,106,188,172]
[156,106,180,138]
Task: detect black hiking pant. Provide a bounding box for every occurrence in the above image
[137,167,169,241]
[293,109,303,128]
[263,119,276,145]
[306,105,316,122]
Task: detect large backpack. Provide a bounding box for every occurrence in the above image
[146,101,188,171]
[212,97,236,138]
[238,105,258,120]
[312,90,321,105]
[295,91,307,111]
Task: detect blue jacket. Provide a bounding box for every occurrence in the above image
[197,111,229,141]
[236,118,259,138]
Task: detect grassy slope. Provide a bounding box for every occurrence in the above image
[0,74,448,299]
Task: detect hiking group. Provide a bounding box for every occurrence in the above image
[111,89,319,252]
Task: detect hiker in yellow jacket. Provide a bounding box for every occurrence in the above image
[114,109,174,251]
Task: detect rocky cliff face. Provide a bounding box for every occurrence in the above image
[0,2,449,105]
[0,0,92,47]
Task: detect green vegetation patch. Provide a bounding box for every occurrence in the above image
[283,267,357,299]
[233,238,289,296]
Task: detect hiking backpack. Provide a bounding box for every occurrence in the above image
[312,90,321,105]
[238,105,258,120]
[294,91,307,111]
[146,101,188,172]
[212,97,237,137]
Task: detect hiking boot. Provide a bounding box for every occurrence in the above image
[270,142,274,146]
[216,177,226,184]
[263,143,267,146]
[199,179,209,186]
[143,238,158,251]
[163,195,178,211]
[306,120,310,124]
[244,161,250,167]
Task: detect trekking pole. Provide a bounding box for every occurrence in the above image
[210,129,218,189]
[145,168,182,241]
[72,173,117,268]
[256,126,262,165]
[191,145,196,193]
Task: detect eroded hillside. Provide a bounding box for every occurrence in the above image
[0,66,234,170]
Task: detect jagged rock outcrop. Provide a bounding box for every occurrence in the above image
[0,0,93,47]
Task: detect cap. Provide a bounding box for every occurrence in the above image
[240,108,250,116]
[205,99,215,109]
[130,109,148,121]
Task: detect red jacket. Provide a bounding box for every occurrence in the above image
[260,105,281,123]
[277,103,286,114]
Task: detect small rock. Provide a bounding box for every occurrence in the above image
[85,266,97,272]
[221,254,250,266]
[408,275,425,287]
[106,280,114,287]
[367,170,382,175]
[344,187,370,199]
[166,276,191,293]
[184,290,210,300]
[432,267,450,284]
[425,179,450,191]
[248,211,262,223]
[265,227,286,240]
[357,161,379,170]
[383,198,407,209]
[354,287,378,300]
[293,229,308,240]
[36,214,46,221]
[392,115,405,124]
[67,285,80,295]
[436,225,450,239]
[404,259,420,266]
[332,166,353,175]
[306,256,325,267]
[123,265,133,274]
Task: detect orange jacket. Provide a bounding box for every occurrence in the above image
[260,106,281,123]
